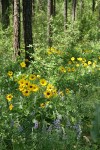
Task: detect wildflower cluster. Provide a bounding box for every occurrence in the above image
[1,46,99,150]
[6,94,14,110]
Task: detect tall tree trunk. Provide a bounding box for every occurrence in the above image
[51,0,55,16]
[13,0,20,60]
[92,0,95,13]
[1,0,10,29]
[64,0,68,31]
[53,0,56,16]
[23,0,33,66]
[47,0,53,48]
[72,0,77,22]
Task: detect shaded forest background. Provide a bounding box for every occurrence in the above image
[0,0,100,64]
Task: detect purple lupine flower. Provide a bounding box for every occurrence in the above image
[53,119,61,129]
[73,123,82,140]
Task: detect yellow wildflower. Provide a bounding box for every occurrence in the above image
[29,74,37,80]
[88,61,92,65]
[40,79,47,86]
[44,90,52,98]
[83,63,88,67]
[66,88,70,94]
[47,48,52,55]
[9,104,14,110]
[37,75,41,78]
[32,84,39,92]
[25,80,30,87]
[6,94,13,101]
[7,71,13,77]
[22,89,30,96]
[22,74,27,78]
[59,66,66,73]
[76,64,79,67]
[67,67,71,72]
[47,84,54,91]
[19,85,24,91]
[71,57,75,61]
[40,103,45,108]
[20,62,26,67]
[27,84,34,91]
[77,57,83,61]
[18,78,26,86]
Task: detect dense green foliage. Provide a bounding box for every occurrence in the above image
[0,0,100,150]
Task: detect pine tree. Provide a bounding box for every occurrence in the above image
[23,0,34,66]
[72,0,77,22]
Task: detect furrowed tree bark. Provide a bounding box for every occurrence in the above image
[53,0,56,16]
[13,0,20,60]
[92,0,95,13]
[23,0,34,67]
[1,0,10,29]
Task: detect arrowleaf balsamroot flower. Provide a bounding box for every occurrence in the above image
[18,85,24,91]
[59,66,66,73]
[18,79,26,87]
[40,103,45,108]
[29,74,37,80]
[7,71,13,77]
[77,57,83,61]
[76,63,80,67]
[40,79,47,86]
[28,84,35,91]
[20,62,26,67]
[32,84,39,92]
[9,104,14,110]
[44,90,53,98]
[83,63,88,67]
[88,61,92,65]
[24,80,30,87]
[47,84,54,91]
[71,57,75,61]
[66,88,70,94]
[6,94,13,101]
[22,89,30,96]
